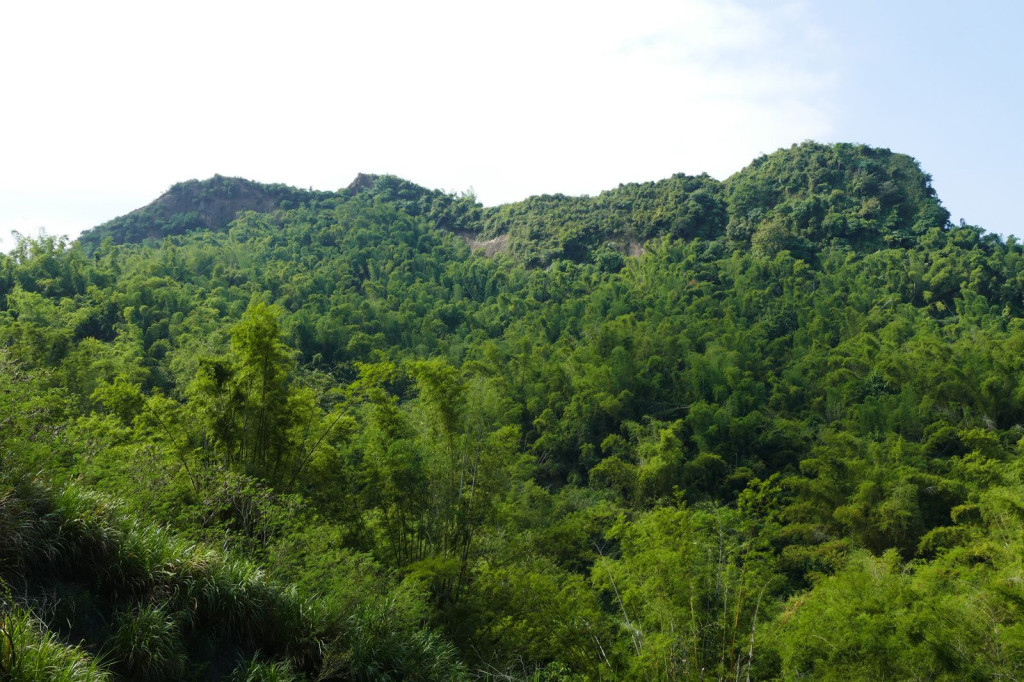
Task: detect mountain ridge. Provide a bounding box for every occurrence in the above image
[77,141,955,266]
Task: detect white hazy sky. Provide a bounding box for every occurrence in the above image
[1,0,1021,252]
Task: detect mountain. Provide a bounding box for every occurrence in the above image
[78,141,950,267]
[3,141,1022,681]
[77,175,333,248]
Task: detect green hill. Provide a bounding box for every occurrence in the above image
[79,142,950,267]
[3,141,1023,680]
[77,176,333,249]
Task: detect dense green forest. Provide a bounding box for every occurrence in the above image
[3,141,1024,680]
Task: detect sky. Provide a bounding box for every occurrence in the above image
[1,0,1021,252]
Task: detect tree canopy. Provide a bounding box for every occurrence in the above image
[2,141,1022,680]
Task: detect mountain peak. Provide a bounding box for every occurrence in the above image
[78,176,331,248]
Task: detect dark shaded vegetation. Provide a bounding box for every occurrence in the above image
[4,141,1024,679]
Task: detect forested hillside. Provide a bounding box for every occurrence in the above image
[4,141,1024,680]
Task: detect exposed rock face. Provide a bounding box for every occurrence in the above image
[460,231,509,257]
[78,176,326,247]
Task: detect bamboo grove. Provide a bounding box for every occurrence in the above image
[3,142,1024,679]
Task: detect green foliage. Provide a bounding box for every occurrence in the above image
[106,604,187,681]
[0,604,110,682]
[477,172,726,266]
[725,141,950,256]
[771,547,1024,680]
[78,175,333,248]
[591,498,781,680]
[466,556,612,677]
[229,655,302,682]
[7,140,1024,678]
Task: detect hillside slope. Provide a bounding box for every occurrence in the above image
[77,142,950,268]
[77,176,333,248]
[4,141,1023,680]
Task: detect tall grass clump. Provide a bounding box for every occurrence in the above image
[0,605,110,682]
[333,591,465,681]
[229,654,303,682]
[3,475,467,680]
[0,486,51,574]
[105,603,187,681]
